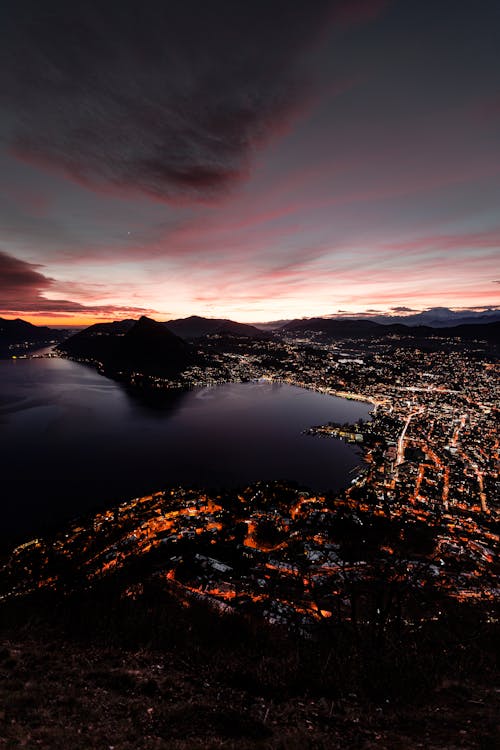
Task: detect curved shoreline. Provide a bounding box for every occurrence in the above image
[260,375,380,411]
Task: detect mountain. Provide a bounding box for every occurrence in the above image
[59,316,190,376]
[281,317,500,342]
[282,318,388,337]
[163,315,266,339]
[279,308,500,330]
[0,317,65,356]
[370,307,500,327]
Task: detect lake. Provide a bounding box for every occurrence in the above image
[0,357,372,540]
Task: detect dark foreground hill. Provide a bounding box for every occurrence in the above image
[58,315,191,376]
[1,580,497,749]
[164,315,267,340]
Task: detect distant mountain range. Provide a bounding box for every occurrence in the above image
[3,309,499,366]
[282,317,500,341]
[368,307,500,327]
[58,316,190,376]
[254,307,500,330]
[0,317,65,356]
[163,315,266,339]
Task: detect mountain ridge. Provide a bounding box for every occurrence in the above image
[163,315,266,339]
[252,307,500,331]
[58,315,190,376]
[281,317,500,341]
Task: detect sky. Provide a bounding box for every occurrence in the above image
[0,0,499,326]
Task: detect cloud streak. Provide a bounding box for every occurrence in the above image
[0,0,385,202]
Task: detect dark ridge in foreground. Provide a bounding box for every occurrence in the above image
[1,593,497,750]
[1,478,497,747]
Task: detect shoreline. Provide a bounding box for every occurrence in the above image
[55,353,382,412]
[258,375,380,410]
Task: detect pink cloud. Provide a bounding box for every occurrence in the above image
[0,249,158,318]
[379,229,500,253]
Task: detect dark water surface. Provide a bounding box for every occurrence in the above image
[0,357,371,540]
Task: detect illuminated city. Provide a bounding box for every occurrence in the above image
[2,325,498,622]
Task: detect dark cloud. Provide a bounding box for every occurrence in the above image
[390,306,417,312]
[0,250,153,316]
[0,250,49,306]
[0,1,383,201]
